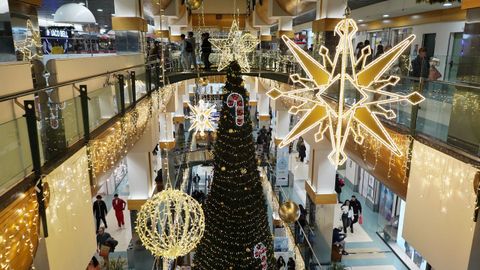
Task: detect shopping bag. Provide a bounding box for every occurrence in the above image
[99,244,110,257]
[358,215,363,225]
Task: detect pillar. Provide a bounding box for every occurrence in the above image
[312,0,345,54]
[173,83,185,123]
[304,134,337,264]
[113,0,145,53]
[257,93,270,128]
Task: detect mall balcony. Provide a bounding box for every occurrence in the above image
[0,0,479,270]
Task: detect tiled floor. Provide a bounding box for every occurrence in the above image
[286,152,409,270]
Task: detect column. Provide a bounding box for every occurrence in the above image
[304,135,337,264]
[257,78,271,128]
[312,0,345,53]
[112,0,146,53]
[173,83,185,124]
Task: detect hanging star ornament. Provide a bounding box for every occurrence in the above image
[267,18,425,167]
[14,19,42,61]
[210,19,259,73]
[187,99,217,136]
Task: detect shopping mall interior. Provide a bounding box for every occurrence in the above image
[0,0,479,269]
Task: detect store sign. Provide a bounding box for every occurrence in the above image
[46,28,69,38]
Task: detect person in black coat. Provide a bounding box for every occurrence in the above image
[335,174,344,203]
[93,195,108,232]
[298,141,306,162]
[410,47,430,79]
[287,257,295,270]
[349,195,362,233]
[201,33,212,70]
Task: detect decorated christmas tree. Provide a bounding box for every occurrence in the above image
[193,61,275,270]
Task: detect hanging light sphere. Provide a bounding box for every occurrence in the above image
[186,0,203,10]
[278,201,300,224]
[135,189,205,259]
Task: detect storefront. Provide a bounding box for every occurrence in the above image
[344,160,430,270]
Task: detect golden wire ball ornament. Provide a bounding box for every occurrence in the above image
[278,201,300,224]
[186,0,203,10]
[135,189,205,260]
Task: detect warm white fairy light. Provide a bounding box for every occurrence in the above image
[187,99,216,136]
[267,17,425,167]
[210,19,259,73]
[135,189,205,259]
[14,19,42,61]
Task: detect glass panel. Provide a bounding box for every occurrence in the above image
[0,118,33,193]
[88,85,118,130]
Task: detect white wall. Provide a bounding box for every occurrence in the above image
[410,21,465,76]
[403,141,479,270]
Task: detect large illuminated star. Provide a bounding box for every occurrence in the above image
[14,19,42,61]
[210,19,259,73]
[267,18,425,167]
[187,99,216,136]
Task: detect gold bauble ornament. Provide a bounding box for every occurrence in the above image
[135,189,205,259]
[278,201,300,224]
[186,0,203,10]
[221,167,226,171]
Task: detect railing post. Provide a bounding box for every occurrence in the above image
[146,65,152,95]
[155,62,161,90]
[79,85,90,141]
[24,100,48,237]
[79,85,96,188]
[130,71,136,105]
[118,74,126,115]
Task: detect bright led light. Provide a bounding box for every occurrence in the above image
[382,14,389,18]
[267,18,425,167]
[97,8,103,12]
[186,99,216,136]
[358,19,364,22]
[443,2,452,7]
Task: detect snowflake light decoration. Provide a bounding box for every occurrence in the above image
[187,99,216,136]
[210,19,259,73]
[14,19,42,61]
[267,18,425,167]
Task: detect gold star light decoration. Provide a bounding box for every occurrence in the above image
[210,19,259,73]
[14,19,42,61]
[187,99,216,136]
[267,18,425,167]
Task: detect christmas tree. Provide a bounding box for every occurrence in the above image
[193,61,275,270]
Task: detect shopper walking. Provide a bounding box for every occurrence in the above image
[349,195,362,233]
[411,47,430,79]
[187,31,198,70]
[298,141,306,163]
[93,195,108,232]
[375,44,384,59]
[276,256,286,270]
[201,33,212,70]
[180,34,191,71]
[341,200,353,233]
[335,174,344,203]
[193,173,201,190]
[96,227,118,267]
[287,257,295,270]
[112,194,126,228]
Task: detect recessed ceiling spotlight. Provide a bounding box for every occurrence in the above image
[358,19,364,22]
[383,14,390,18]
[104,24,108,27]
[97,8,103,12]
[443,2,453,7]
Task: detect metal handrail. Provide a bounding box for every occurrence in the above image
[0,63,146,103]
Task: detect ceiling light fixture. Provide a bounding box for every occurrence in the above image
[383,14,390,18]
[54,3,96,24]
[443,2,453,7]
[97,8,103,12]
[358,19,364,22]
